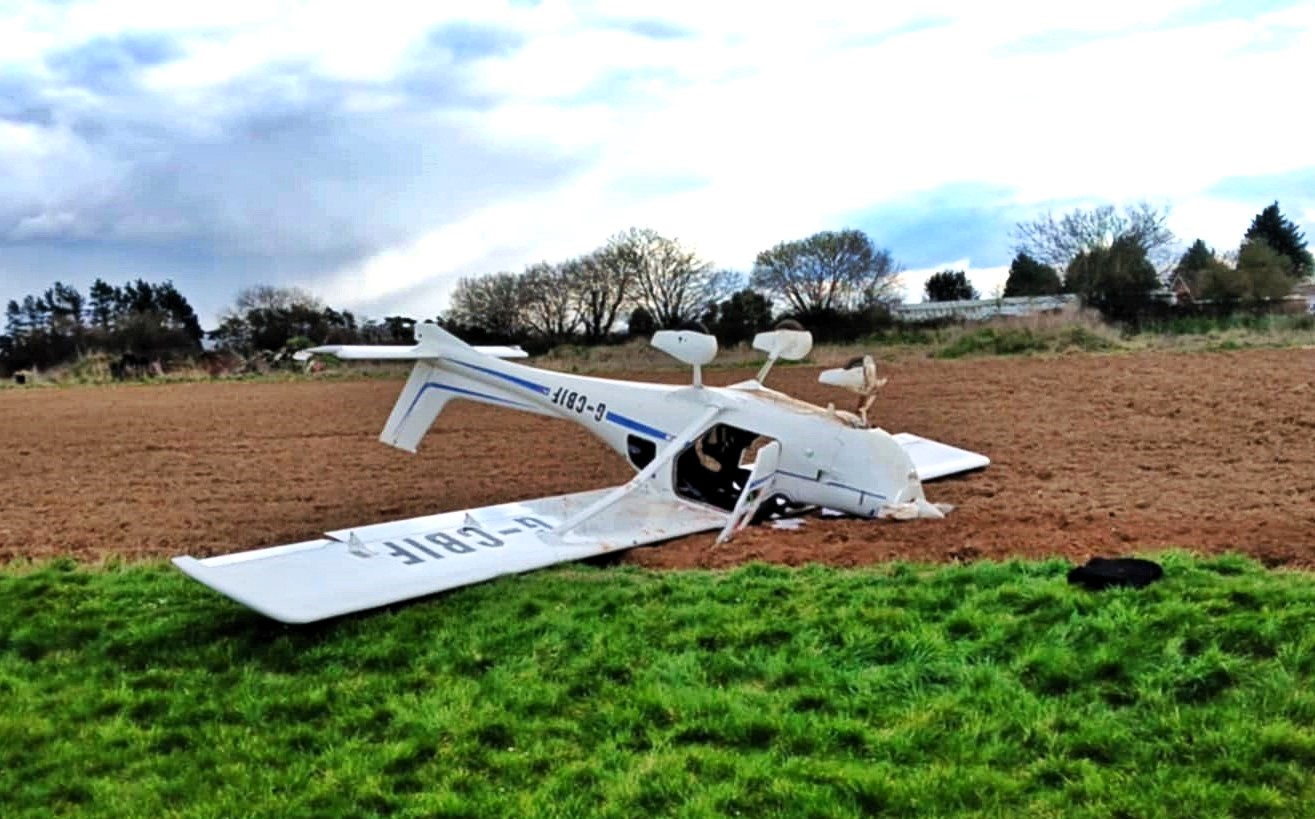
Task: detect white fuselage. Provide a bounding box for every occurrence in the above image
[385,351,927,519]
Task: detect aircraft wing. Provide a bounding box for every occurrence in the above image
[892,433,990,480]
[173,487,727,624]
[293,344,528,361]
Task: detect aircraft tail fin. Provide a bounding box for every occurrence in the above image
[378,325,544,452]
[379,361,451,452]
[412,322,471,356]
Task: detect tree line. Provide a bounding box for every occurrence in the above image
[922,200,1312,324]
[2,279,204,373]
[1,225,908,376]
[442,226,903,350]
[4,200,1309,376]
[0,278,423,376]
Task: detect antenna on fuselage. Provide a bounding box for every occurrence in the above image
[650,326,718,387]
[753,320,814,385]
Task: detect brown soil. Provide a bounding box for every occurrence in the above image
[3,347,1315,569]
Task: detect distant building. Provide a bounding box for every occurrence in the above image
[893,294,1077,322]
[1293,281,1315,314]
[1167,273,1197,306]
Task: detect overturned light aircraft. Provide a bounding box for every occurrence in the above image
[174,323,987,623]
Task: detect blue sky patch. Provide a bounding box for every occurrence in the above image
[608,18,693,41]
[1206,168,1315,210]
[427,23,524,62]
[993,28,1132,57]
[852,183,1029,269]
[46,32,182,93]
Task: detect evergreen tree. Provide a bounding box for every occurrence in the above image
[209,315,252,352]
[1,278,205,369]
[1173,239,1217,295]
[381,316,415,344]
[2,300,25,373]
[1231,238,1297,303]
[1003,252,1062,297]
[5,299,25,336]
[1244,202,1312,278]
[709,288,774,345]
[153,281,204,347]
[88,279,118,331]
[121,279,158,315]
[44,282,86,341]
[1064,235,1160,323]
[923,270,978,302]
[21,295,48,333]
[1175,239,1214,275]
[627,306,657,338]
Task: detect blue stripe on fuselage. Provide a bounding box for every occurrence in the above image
[401,381,534,426]
[447,357,675,441]
[604,411,673,441]
[448,359,551,395]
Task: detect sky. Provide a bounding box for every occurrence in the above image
[2,0,1313,328]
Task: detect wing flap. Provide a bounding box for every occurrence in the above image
[892,433,990,480]
[174,488,725,623]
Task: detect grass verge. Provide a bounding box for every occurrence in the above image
[4,554,1315,817]
[932,324,1116,359]
[6,310,1313,388]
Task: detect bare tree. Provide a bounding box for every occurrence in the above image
[750,229,902,317]
[1013,202,1176,272]
[566,246,634,343]
[231,285,324,314]
[609,228,733,328]
[445,272,526,340]
[519,262,580,345]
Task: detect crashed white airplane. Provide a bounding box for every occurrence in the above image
[174,323,988,623]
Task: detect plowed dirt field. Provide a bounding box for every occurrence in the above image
[4,347,1314,568]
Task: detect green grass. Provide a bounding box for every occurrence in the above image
[1128,312,1315,353]
[934,327,1051,358]
[1140,312,1315,337]
[4,555,1315,817]
[932,324,1115,359]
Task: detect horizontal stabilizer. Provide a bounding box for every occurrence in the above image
[174,488,726,623]
[294,344,527,361]
[893,432,990,481]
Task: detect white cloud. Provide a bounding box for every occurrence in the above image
[321,0,1313,316]
[1168,199,1261,254]
[4,0,1313,321]
[899,261,1012,304]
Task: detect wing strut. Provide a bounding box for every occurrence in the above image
[547,404,723,544]
[715,440,781,544]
